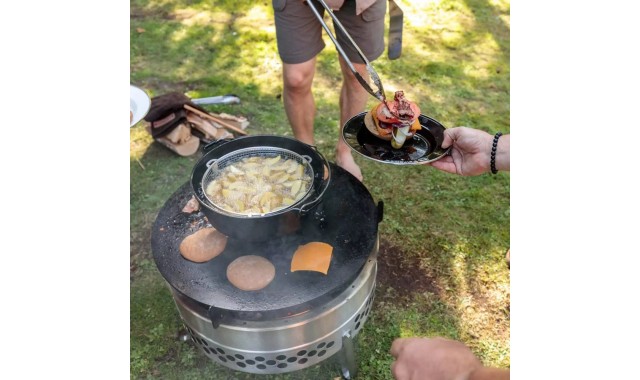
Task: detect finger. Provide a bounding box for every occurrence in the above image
[441,132,454,149]
[441,127,464,149]
[429,156,457,174]
[422,154,450,166]
[390,338,407,358]
[390,360,405,379]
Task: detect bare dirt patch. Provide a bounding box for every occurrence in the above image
[376,239,440,301]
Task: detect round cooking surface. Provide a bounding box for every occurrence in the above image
[151,163,380,318]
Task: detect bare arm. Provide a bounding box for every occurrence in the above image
[495,134,510,172]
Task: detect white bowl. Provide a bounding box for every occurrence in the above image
[130,85,151,127]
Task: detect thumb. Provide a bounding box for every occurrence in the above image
[441,127,465,149]
[390,338,408,358]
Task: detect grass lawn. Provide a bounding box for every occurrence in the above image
[130,0,510,378]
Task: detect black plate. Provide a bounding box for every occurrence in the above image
[342,112,451,165]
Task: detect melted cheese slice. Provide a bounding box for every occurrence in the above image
[291,242,333,275]
[410,118,422,131]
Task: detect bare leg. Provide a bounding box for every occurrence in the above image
[336,57,369,182]
[282,59,317,145]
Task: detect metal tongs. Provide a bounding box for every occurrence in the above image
[307,0,387,103]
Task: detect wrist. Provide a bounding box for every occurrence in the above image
[495,134,509,172]
[490,133,509,174]
[489,132,502,174]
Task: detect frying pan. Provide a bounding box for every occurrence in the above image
[191,135,331,241]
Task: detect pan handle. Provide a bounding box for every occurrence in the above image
[202,138,232,153]
[299,147,331,215]
[207,305,224,329]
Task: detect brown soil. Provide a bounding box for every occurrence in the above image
[376,239,440,301]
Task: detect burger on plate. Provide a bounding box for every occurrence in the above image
[364,90,421,149]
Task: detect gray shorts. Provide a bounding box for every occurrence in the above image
[273,0,387,64]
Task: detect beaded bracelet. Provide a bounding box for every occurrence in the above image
[490,132,503,174]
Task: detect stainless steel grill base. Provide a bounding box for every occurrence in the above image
[171,243,377,376]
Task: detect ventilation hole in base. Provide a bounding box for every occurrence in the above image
[326,341,335,348]
[287,357,297,363]
[317,342,326,349]
[318,350,327,357]
[277,363,288,369]
[226,355,235,362]
[201,339,208,347]
[276,355,286,361]
[255,356,265,362]
[246,360,255,365]
[218,356,227,363]
[217,348,225,355]
[307,350,317,357]
[355,322,361,330]
[297,350,307,356]
[235,354,245,360]
[298,358,308,364]
[203,347,210,354]
[266,360,276,366]
[236,362,246,368]
[257,364,266,370]
[355,313,361,322]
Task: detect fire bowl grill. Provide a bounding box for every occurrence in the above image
[175,250,376,376]
[151,164,382,378]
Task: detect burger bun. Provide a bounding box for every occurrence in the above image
[364,110,392,141]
